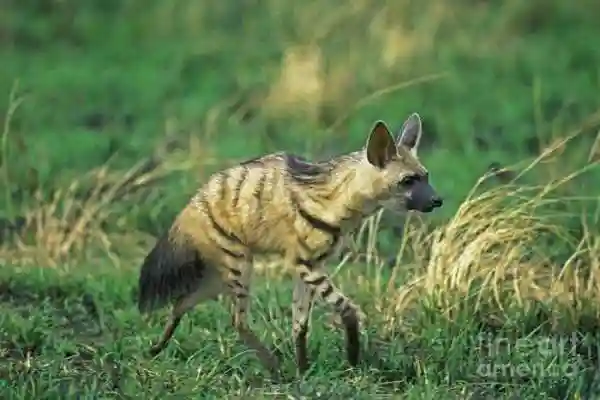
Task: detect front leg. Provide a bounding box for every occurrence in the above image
[225,258,281,379]
[294,259,361,368]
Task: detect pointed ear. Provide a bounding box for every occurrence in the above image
[396,112,423,154]
[365,120,396,168]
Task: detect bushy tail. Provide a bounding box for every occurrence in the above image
[137,231,206,313]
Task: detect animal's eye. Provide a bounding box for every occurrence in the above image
[400,175,419,186]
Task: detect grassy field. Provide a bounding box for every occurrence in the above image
[1,0,600,398]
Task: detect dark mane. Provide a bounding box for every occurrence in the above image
[284,153,338,185]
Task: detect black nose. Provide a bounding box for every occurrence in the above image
[431,196,443,208]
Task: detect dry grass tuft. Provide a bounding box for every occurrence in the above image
[0,161,168,268]
[381,140,600,335]
[0,135,203,269]
[0,80,220,269]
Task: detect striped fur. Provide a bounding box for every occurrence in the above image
[137,113,443,377]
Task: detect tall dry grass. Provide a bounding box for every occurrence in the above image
[360,117,600,334]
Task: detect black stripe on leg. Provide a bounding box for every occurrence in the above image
[303,275,326,286]
[321,284,333,298]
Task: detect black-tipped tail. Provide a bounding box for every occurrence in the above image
[137,232,205,313]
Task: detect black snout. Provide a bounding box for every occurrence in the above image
[405,181,443,213]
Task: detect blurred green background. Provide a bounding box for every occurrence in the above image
[2,0,599,239]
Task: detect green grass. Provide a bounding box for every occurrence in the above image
[1,264,598,399]
[1,0,600,398]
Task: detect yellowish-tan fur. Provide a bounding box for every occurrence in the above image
[137,113,441,378]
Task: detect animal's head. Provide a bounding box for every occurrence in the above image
[358,113,443,214]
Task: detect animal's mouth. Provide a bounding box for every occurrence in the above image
[420,205,435,213]
[407,203,441,214]
[406,197,443,214]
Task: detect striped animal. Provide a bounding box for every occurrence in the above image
[137,113,443,376]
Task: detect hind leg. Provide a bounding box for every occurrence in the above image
[148,289,203,356]
[149,271,224,357]
[226,260,281,377]
[148,288,212,356]
[292,277,315,374]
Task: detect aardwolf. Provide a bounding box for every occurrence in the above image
[137,113,443,376]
